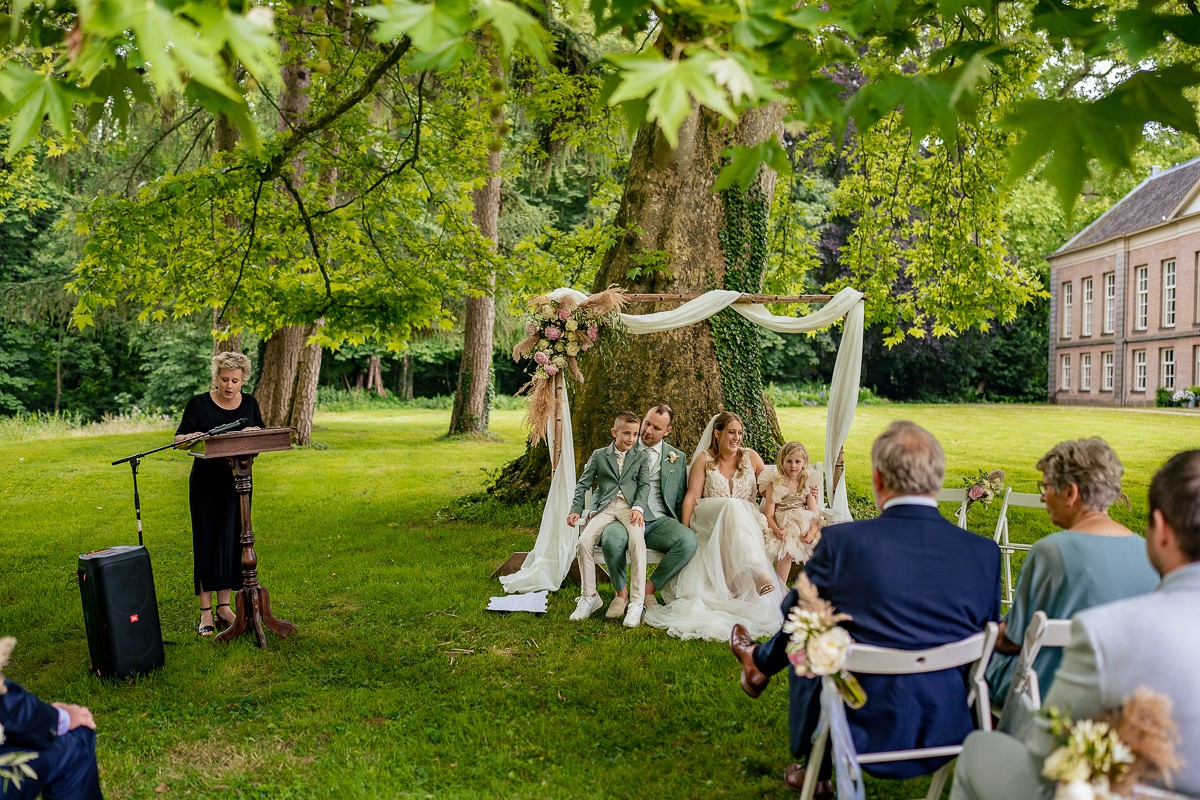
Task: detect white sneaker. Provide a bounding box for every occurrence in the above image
[569,595,603,621]
[606,596,628,619]
[623,603,645,628]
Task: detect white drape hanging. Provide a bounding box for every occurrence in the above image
[500,286,865,594]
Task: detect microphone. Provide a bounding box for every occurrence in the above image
[205,418,250,436]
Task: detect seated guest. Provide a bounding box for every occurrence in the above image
[951,449,1200,800]
[730,421,1000,796]
[986,438,1159,711]
[0,661,103,799]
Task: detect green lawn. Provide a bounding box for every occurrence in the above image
[0,405,1195,799]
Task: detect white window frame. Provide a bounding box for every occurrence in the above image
[1103,272,1116,334]
[1102,352,1114,391]
[1062,282,1073,338]
[1082,277,1093,336]
[1081,353,1092,391]
[1060,354,1071,390]
[1162,348,1176,389]
[1135,266,1149,330]
[1162,260,1176,328]
[1137,266,1147,331]
[1134,350,1147,392]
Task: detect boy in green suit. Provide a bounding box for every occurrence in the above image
[567,411,650,627]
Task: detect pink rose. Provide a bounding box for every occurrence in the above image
[586,325,599,341]
[558,308,571,320]
[968,484,986,501]
[525,320,538,335]
[787,648,811,677]
[544,363,560,376]
[544,326,562,341]
[533,351,549,365]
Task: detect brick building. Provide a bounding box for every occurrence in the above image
[1049,159,1200,406]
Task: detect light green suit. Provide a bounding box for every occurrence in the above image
[600,440,697,593]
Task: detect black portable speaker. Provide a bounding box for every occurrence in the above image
[77,545,165,678]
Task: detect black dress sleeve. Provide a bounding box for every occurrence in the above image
[246,395,266,428]
[177,394,203,435]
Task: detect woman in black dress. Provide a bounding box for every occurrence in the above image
[174,351,265,636]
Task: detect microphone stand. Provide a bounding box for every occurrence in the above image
[112,420,248,547]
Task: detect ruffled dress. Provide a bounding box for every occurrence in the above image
[757,465,828,564]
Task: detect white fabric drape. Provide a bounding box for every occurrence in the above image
[501,287,865,593]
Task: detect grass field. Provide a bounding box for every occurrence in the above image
[0,404,1196,799]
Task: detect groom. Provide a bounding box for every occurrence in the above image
[598,404,697,619]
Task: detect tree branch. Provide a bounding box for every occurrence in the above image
[262,37,412,178]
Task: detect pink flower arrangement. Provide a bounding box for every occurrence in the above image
[511,287,626,447]
[968,484,986,501]
[962,469,1005,510]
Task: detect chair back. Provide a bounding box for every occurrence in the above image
[936,487,969,529]
[997,611,1073,735]
[991,487,1043,606]
[798,623,1000,800]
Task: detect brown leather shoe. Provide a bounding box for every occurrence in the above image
[730,624,769,698]
[783,763,834,798]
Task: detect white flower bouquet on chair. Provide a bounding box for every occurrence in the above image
[783,574,866,709]
[1042,688,1182,800]
[0,637,38,794]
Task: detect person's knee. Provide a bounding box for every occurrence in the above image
[600,524,629,554]
[676,531,697,559]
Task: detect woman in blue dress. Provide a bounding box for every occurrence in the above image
[986,437,1159,709]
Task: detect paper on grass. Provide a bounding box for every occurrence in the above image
[487,591,548,614]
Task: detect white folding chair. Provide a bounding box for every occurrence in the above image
[936,488,969,529]
[799,622,1000,800]
[1006,610,1073,713]
[991,487,1042,606]
[1133,785,1200,799]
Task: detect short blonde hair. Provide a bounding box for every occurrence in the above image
[1036,438,1124,512]
[210,351,253,386]
[871,421,945,495]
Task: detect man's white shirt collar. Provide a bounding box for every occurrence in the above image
[882,496,938,510]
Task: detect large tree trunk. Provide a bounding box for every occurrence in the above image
[449,41,503,437]
[254,4,324,444]
[489,103,784,501]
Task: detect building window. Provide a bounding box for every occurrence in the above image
[1102,352,1114,391]
[1081,353,1092,390]
[1135,265,1148,330]
[1195,254,1200,324]
[1082,277,1093,336]
[1062,282,1073,338]
[1103,272,1116,334]
[1195,345,1200,389]
[1162,348,1175,389]
[1134,350,1147,392]
[1162,260,1176,327]
[1060,355,1071,390]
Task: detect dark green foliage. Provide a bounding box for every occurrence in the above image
[713,183,781,458]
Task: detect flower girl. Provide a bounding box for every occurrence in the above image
[757,441,828,583]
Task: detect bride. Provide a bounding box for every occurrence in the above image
[644,412,785,640]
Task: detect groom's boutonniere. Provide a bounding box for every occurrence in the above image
[667,451,679,464]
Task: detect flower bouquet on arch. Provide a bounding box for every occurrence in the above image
[1042,688,1182,800]
[783,574,867,709]
[512,287,625,445]
[963,468,1005,510]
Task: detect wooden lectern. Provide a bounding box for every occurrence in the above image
[191,428,295,648]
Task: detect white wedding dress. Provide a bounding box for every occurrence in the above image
[644,450,785,641]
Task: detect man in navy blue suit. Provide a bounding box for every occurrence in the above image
[731,421,1001,796]
[1,678,103,800]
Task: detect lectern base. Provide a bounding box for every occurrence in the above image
[215,584,295,648]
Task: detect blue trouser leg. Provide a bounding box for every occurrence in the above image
[3,728,103,800]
